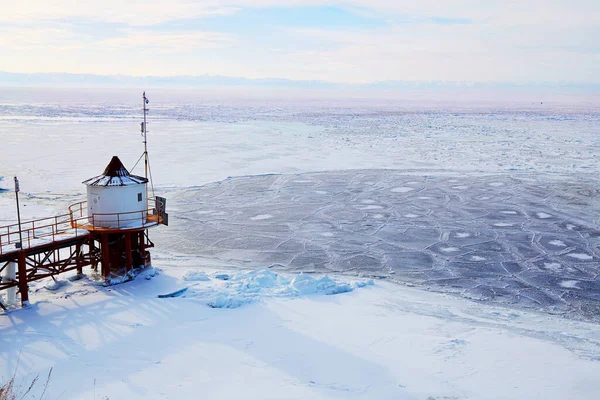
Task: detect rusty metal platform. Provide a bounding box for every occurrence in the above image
[0,202,159,306]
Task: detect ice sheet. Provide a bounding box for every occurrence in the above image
[1,91,600,195]
[154,171,600,320]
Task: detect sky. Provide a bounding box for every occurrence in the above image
[0,0,599,84]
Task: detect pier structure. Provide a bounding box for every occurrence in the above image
[0,92,167,308]
[0,156,166,307]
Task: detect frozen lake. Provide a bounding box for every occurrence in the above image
[1,88,599,320]
[155,170,600,319]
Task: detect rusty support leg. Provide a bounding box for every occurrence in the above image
[145,230,152,267]
[144,230,151,267]
[18,251,29,306]
[76,243,83,275]
[89,238,97,271]
[125,232,132,274]
[101,234,110,280]
[139,231,146,267]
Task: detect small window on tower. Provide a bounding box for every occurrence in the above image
[138,193,142,202]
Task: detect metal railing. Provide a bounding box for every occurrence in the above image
[0,198,161,256]
[68,198,160,231]
[0,212,85,255]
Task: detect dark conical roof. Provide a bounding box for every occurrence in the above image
[83,156,148,187]
[102,156,130,177]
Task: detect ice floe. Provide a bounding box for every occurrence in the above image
[172,269,374,308]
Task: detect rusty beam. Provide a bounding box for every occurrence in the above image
[17,251,28,306]
[76,243,83,275]
[125,232,132,273]
[24,245,79,280]
[101,234,110,280]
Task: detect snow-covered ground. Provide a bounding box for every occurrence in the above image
[3,267,600,400]
[1,88,600,399]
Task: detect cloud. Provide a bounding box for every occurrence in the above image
[101,30,233,53]
[2,0,238,26]
[0,26,84,50]
[0,24,233,55]
[0,0,598,83]
[4,1,598,26]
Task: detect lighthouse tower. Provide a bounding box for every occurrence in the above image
[68,92,167,281]
[83,156,149,228]
[69,156,166,280]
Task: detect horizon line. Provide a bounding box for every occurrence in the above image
[1,71,599,90]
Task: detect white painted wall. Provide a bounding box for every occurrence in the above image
[1,261,17,305]
[86,184,147,228]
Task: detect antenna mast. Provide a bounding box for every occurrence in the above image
[142,91,149,207]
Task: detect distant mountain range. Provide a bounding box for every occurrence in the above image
[0,71,598,91]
